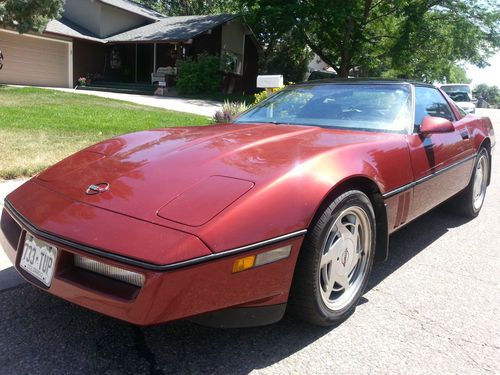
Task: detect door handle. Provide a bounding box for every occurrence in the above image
[460,129,470,140]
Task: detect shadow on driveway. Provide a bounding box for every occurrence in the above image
[0,206,473,375]
[368,206,471,292]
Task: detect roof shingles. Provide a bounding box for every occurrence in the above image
[45,18,104,43]
[106,14,236,42]
[44,10,240,44]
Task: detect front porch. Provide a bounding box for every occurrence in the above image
[74,40,187,87]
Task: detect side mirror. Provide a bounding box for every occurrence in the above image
[419,116,454,135]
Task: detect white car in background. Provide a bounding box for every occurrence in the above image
[440,84,476,114]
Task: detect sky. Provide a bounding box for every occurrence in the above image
[465,51,500,88]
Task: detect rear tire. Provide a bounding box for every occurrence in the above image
[289,190,376,326]
[448,148,490,218]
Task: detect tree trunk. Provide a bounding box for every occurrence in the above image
[339,64,350,77]
[338,50,351,78]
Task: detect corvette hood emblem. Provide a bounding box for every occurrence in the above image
[85,182,110,195]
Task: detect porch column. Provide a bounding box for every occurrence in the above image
[134,43,138,83]
[153,43,157,73]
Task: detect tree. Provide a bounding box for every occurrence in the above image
[447,65,471,84]
[385,1,499,82]
[138,0,241,15]
[242,7,311,83]
[474,84,500,106]
[243,0,500,80]
[0,0,64,34]
[260,34,312,83]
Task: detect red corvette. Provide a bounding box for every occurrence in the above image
[1,80,495,327]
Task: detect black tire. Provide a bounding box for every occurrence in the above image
[288,190,376,326]
[448,148,490,218]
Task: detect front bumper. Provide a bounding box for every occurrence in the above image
[1,202,304,326]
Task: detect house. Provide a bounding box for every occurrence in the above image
[0,0,260,92]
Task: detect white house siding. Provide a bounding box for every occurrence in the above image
[63,0,103,37]
[100,3,148,38]
[63,0,149,38]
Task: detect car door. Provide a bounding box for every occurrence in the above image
[406,85,475,221]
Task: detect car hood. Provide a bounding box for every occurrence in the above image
[34,123,379,227]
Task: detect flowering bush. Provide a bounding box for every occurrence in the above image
[253,83,293,105]
[77,77,87,86]
[213,101,249,123]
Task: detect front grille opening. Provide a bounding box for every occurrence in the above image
[1,209,22,251]
[56,252,142,301]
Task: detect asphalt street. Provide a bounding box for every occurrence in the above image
[0,113,499,374]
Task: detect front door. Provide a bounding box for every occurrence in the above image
[406,86,475,221]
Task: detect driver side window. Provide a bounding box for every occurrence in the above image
[414,87,455,126]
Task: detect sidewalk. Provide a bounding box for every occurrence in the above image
[15,85,222,117]
[0,179,26,210]
[0,179,27,289]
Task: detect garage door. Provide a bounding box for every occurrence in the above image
[0,30,71,88]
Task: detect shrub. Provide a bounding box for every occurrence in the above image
[213,101,249,123]
[176,53,221,95]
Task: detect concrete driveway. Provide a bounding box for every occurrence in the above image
[0,112,498,374]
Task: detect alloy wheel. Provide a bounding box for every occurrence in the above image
[318,206,372,311]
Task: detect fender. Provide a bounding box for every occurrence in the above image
[196,132,411,259]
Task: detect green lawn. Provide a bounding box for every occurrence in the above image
[0,86,210,180]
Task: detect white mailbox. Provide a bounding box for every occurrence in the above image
[257,75,283,89]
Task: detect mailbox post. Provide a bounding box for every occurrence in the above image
[154,81,167,96]
[257,75,283,95]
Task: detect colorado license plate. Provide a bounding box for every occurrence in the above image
[20,234,58,287]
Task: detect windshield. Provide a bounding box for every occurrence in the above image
[441,85,471,94]
[448,92,471,102]
[235,84,412,133]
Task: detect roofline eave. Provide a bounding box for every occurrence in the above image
[96,0,165,21]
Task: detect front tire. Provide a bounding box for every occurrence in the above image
[289,190,376,326]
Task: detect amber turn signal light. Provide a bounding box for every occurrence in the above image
[232,245,292,273]
[232,255,255,273]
